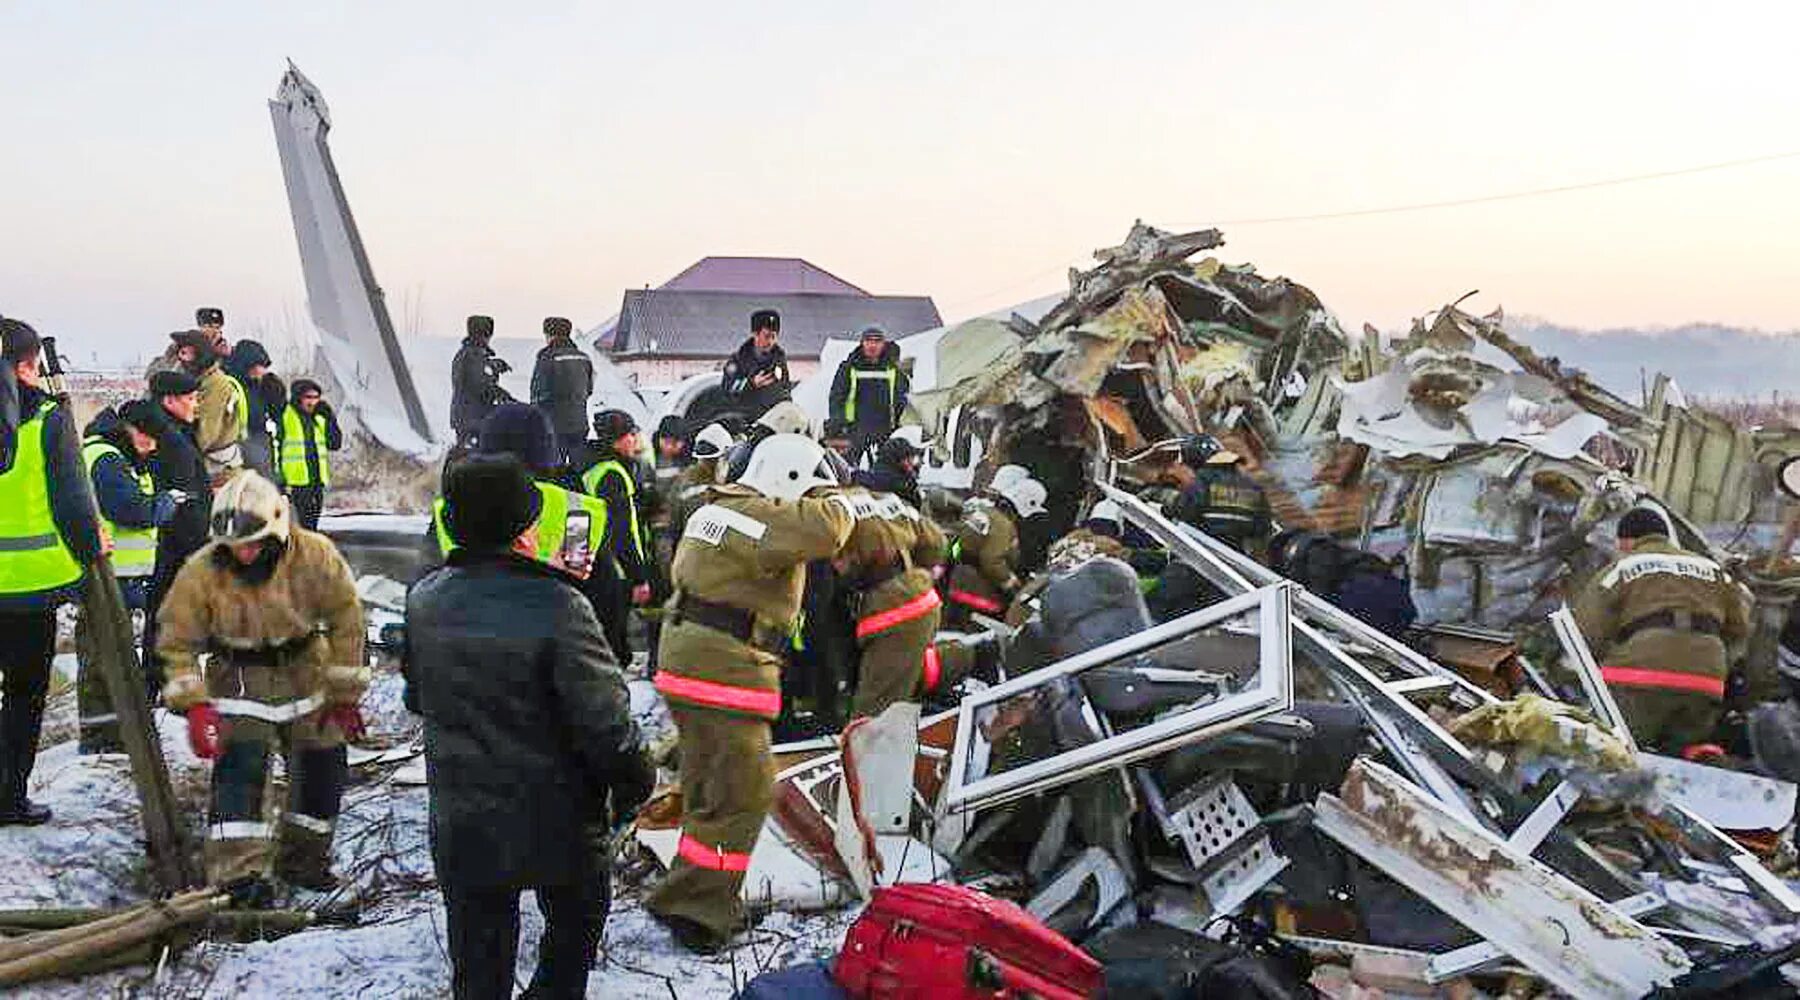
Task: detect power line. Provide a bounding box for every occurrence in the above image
[1206,149,1800,227]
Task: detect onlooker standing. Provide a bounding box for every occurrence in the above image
[450,314,507,455]
[0,318,104,825]
[278,379,342,532]
[143,369,210,695]
[531,317,593,470]
[406,455,653,999]
[721,309,792,421]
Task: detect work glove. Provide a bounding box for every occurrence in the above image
[186,703,224,760]
[320,704,366,743]
[609,747,656,830]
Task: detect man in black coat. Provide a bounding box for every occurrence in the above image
[450,315,507,455]
[721,309,792,421]
[222,339,283,479]
[852,433,924,509]
[530,317,593,470]
[142,369,210,696]
[406,455,653,1000]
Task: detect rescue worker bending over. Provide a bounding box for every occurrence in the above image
[647,433,853,954]
[1167,434,1271,554]
[836,486,947,718]
[1574,507,1749,755]
[943,465,1046,630]
[77,401,183,753]
[156,472,368,904]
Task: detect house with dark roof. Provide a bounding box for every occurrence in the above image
[592,257,942,385]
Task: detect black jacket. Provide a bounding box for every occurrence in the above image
[404,551,653,888]
[147,410,211,571]
[222,341,282,478]
[530,336,594,436]
[0,385,102,611]
[721,338,792,418]
[451,336,502,433]
[828,342,909,434]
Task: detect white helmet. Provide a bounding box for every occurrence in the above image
[692,422,734,461]
[998,475,1048,519]
[1087,499,1122,528]
[210,471,291,545]
[989,464,1031,492]
[737,433,840,502]
[755,400,812,438]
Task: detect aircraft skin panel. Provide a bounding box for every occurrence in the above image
[269,63,433,450]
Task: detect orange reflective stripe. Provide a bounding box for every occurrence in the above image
[855,588,941,640]
[1600,666,1726,699]
[949,589,1004,615]
[676,833,752,872]
[922,644,942,692]
[653,671,783,718]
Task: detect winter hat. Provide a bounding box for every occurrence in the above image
[543,316,573,339]
[0,316,41,364]
[226,339,273,377]
[443,454,543,551]
[1618,507,1671,541]
[859,325,887,341]
[148,370,201,398]
[877,434,921,466]
[467,315,495,339]
[750,309,781,334]
[116,398,168,436]
[477,402,558,474]
[290,378,324,403]
[593,409,638,443]
[195,307,225,327]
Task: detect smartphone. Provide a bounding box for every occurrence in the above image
[561,510,593,573]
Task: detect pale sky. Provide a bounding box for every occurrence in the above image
[4,1,1799,366]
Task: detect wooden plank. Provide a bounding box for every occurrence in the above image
[1314,759,1690,1000]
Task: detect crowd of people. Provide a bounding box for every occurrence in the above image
[0,302,1765,998]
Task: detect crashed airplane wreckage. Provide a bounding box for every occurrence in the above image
[643,223,1800,998]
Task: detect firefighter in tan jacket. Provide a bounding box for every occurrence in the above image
[647,434,853,953]
[155,472,367,904]
[1574,508,1750,755]
[835,487,948,718]
[943,465,1046,629]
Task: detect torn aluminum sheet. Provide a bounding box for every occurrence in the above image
[1640,753,1799,832]
[941,583,1294,814]
[635,821,949,913]
[1026,845,1133,936]
[1314,758,1692,1000]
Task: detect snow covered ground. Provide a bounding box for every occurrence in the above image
[4,672,860,997]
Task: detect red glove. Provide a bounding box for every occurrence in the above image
[187,703,223,760]
[322,704,366,742]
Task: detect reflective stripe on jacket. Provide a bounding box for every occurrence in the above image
[279,405,331,487]
[80,438,157,578]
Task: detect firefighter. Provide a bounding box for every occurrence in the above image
[582,410,656,660]
[1574,508,1750,755]
[829,326,910,466]
[1167,434,1271,554]
[943,468,1046,630]
[669,422,734,543]
[278,379,342,532]
[155,471,368,902]
[77,401,183,753]
[647,433,853,953]
[0,318,105,825]
[721,309,793,420]
[838,487,948,719]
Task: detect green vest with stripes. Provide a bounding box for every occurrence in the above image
[279,405,330,487]
[0,399,83,596]
[80,437,158,578]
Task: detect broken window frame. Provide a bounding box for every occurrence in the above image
[942,583,1295,814]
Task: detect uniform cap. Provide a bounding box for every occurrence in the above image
[195,307,225,327]
[543,316,573,338]
[593,408,638,442]
[148,370,201,397]
[750,309,781,333]
[467,315,495,338]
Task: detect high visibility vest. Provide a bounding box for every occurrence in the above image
[0,399,83,597]
[581,458,647,560]
[279,405,330,487]
[432,481,606,566]
[843,366,898,424]
[80,438,158,579]
[227,376,250,438]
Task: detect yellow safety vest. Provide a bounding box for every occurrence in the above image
[280,405,331,487]
[844,366,899,423]
[433,481,607,567]
[228,376,250,438]
[581,458,647,560]
[80,438,158,579]
[0,399,83,596]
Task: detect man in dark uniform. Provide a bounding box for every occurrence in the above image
[1167,434,1272,555]
[721,309,792,421]
[1574,508,1750,754]
[450,314,507,455]
[0,318,105,824]
[143,369,211,696]
[581,410,655,661]
[829,326,910,465]
[530,317,593,470]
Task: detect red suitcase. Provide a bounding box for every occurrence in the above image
[834,882,1103,999]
